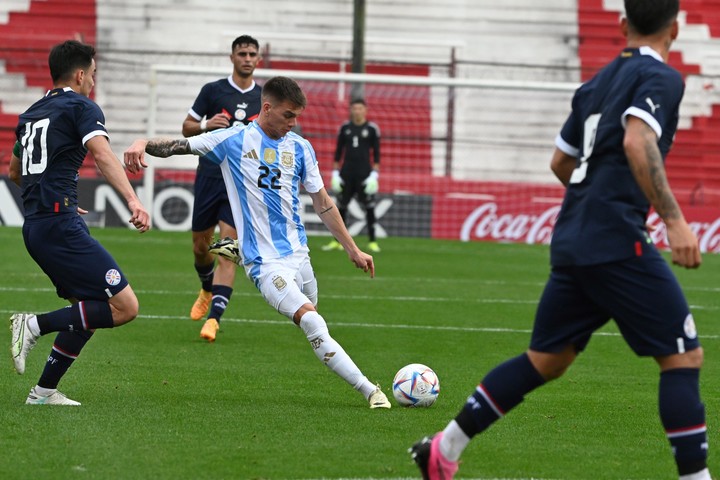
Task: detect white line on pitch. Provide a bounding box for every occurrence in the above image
[0,286,716,311]
[137,314,720,340]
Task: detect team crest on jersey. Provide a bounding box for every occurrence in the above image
[684,313,698,339]
[281,151,294,168]
[361,128,369,138]
[264,149,277,164]
[272,275,287,291]
[105,269,122,286]
[235,108,247,121]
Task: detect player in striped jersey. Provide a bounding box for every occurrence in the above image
[411,1,711,479]
[124,76,391,409]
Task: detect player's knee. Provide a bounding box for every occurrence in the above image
[297,309,326,338]
[111,292,140,326]
[528,348,576,381]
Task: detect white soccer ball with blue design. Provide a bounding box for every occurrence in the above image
[392,363,440,407]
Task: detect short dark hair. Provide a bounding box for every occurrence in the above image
[350,98,366,107]
[48,40,95,83]
[262,76,307,108]
[232,35,259,51]
[624,0,679,36]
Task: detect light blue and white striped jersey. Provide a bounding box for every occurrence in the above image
[188,121,325,266]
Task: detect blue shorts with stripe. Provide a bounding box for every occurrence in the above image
[22,214,128,301]
[192,173,235,232]
[531,249,700,357]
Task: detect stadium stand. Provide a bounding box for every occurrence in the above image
[0,0,718,206]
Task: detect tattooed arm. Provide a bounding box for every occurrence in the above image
[123,138,191,174]
[624,116,701,268]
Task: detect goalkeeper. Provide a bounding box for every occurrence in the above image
[322,98,382,253]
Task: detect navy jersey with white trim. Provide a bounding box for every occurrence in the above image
[15,87,109,219]
[550,47,684,267]
[188,76,262,179]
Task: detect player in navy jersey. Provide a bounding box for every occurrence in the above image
[181,35,263,342]
[8,40,150,406]
[124,76,391,409]
[411,2,711,479]
[322,98,382,253]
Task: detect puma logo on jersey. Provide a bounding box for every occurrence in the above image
[645,97,660,114]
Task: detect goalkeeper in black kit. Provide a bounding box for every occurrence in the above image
[323,98,382,253]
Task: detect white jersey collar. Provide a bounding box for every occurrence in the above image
[227,75,256,94]
[638,46,664,63]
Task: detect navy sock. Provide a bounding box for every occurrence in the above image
[659,368,708,476]
[38,330,94,389]
[195,262,215,292]
[208,285,233,323]
[455,353,546,438]
[36,301,113,334]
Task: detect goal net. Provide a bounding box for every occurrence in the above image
[142,64,580,245]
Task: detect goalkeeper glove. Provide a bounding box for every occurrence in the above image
[331,170,344,193]
[363,170,379,195]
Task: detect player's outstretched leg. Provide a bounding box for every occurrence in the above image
[10,313,39,375]
[298,310,390,409]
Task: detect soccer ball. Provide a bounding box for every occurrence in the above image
[392,363,440,407]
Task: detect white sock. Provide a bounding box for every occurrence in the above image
[27,314,41,338]
[440,420,471,462]
[34,386,57,397]
[299,311,375,398]
[680,468,711,480]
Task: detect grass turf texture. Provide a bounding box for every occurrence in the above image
[0,226,717,479]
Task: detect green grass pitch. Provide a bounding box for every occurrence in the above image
[0,226,717,479]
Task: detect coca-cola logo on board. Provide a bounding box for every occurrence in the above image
[460,203,561,244]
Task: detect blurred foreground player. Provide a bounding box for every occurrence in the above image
[411,1,712,479]
[9,40,150,405]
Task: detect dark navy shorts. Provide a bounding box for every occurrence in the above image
[191,173,235,232]
[22,214,129,301]
[531,249,700,357]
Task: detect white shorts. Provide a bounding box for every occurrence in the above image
[244,246,319,319]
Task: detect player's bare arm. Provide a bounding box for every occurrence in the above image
[310,188,375,277]
[9,151,21,187]
[124,138,192,174]
[624,116,700,268]
[550,148,577,186]
[181,113,231,137]
[88,136,151,232]
[147,138,192,157]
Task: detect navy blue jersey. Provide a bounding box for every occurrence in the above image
[188,77,262,179]
[552,47,684,266]
[15,87,109,219]
[335,120,380,179]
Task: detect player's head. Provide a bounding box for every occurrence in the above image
[350,98,367,124]
[624,0,679,36]
[48,40,96,96]
[230,35,261,79]
[259,76,306,139]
